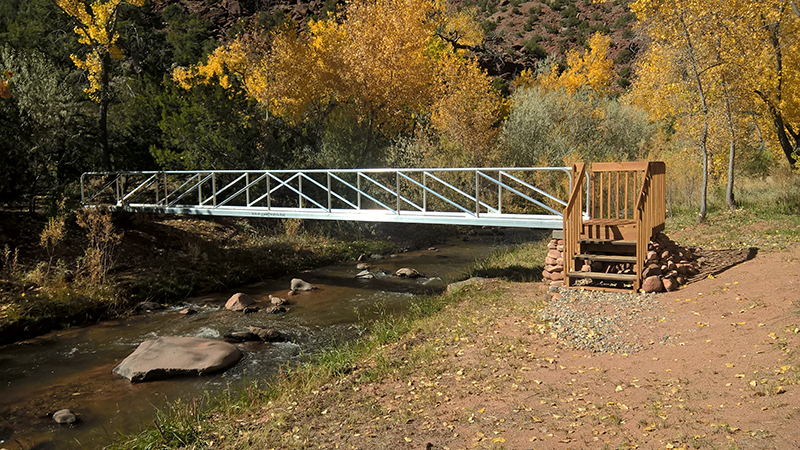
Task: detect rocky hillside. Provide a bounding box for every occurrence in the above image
[149,0,639,88]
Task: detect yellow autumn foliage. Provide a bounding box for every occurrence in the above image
[55,0,146,101]
[516,32,614,95]
[173,0,505,163]
[0,71,11,99]
[627,0,800,166]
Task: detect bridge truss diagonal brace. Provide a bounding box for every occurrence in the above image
[80,167,576,230]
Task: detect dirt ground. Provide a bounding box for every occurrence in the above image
[252,244,800,450]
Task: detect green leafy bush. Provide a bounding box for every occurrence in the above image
[501,88,656,167]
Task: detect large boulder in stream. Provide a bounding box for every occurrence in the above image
[225,293,256,311]
[112,337,242,382]
[290,278,316,292]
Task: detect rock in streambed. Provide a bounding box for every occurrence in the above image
[113,336,242,382]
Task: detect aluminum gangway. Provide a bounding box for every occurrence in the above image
[80,167,575,229]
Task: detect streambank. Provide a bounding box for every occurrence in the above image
[0,229,546,449]
[1,213,466,345]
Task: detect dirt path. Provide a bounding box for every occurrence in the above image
[242,244,800,449]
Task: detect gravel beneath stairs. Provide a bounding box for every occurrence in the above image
[540,288,678,354]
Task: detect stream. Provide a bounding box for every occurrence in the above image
[0,229,545,449]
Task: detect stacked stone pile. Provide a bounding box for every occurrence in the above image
[640,232,700,293]
[542,232,701,292]
[542,238,565,282]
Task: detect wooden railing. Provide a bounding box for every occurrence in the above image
[634,161,666,290]
[562,163,587,282]
[563,161,666,290]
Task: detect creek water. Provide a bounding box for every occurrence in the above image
[0,229,545,449]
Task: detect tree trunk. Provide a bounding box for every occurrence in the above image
[723,78,736,211]
[99,52,112,171]
[758,19,799,168]
[680,16,709,223]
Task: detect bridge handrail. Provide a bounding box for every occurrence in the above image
[80,167,574,229]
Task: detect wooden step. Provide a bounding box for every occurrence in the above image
[583,218,636,226]
[573,254,636,263]
[566,271,637,282]
[578,239,636,246]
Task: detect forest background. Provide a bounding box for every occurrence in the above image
[1,0,799,220]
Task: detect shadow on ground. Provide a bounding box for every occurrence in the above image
[469,265,544,283]
[688,247,758,283]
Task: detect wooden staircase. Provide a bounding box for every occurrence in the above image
[563,162,666,292]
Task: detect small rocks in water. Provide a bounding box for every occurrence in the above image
[249,326,287,342]
[264,305,288,314]
[369,254,384,260]
[355,270,374,279]
[428,247,438,251]
[225,331,259,342]
[136,302,163,312]
[290,278,316,292]
[356,262,370,270]
[225,293,257,311]
[269,295,289,306]
[178,308,197,315]
[53,409,78,425]
[243,306,260,314]
[396,267,423,278]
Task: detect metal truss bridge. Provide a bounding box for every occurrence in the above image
[80,167,575,229]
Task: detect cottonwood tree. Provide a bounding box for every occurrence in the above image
[54,0,145,170]
[626,0,747,221]
[729,0,800,168]
[515,32,615,95]
[629,0,800,181]
[173,0,504,167]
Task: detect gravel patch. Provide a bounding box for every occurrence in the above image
[540,288,677,354]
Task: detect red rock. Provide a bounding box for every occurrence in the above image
[225,293,257,311]
[642,264,661,278]
[663,276,678,291]
[545,264,563,273]
[548,240,558,250]
[542,270,552,280]
[642,275,664,293]
[547,249,562,259]
[112,337,242,382]
[550,271,564,281]
[545,256,558,266]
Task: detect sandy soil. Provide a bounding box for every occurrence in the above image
[254,244,800,450]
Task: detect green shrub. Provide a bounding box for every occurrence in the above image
[615,48,634,64]
[501,88,656,167]
[523,41,548,59]
[482,19,498,33]
[614,12,636,28]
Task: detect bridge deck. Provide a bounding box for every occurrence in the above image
[81,168,575,229]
